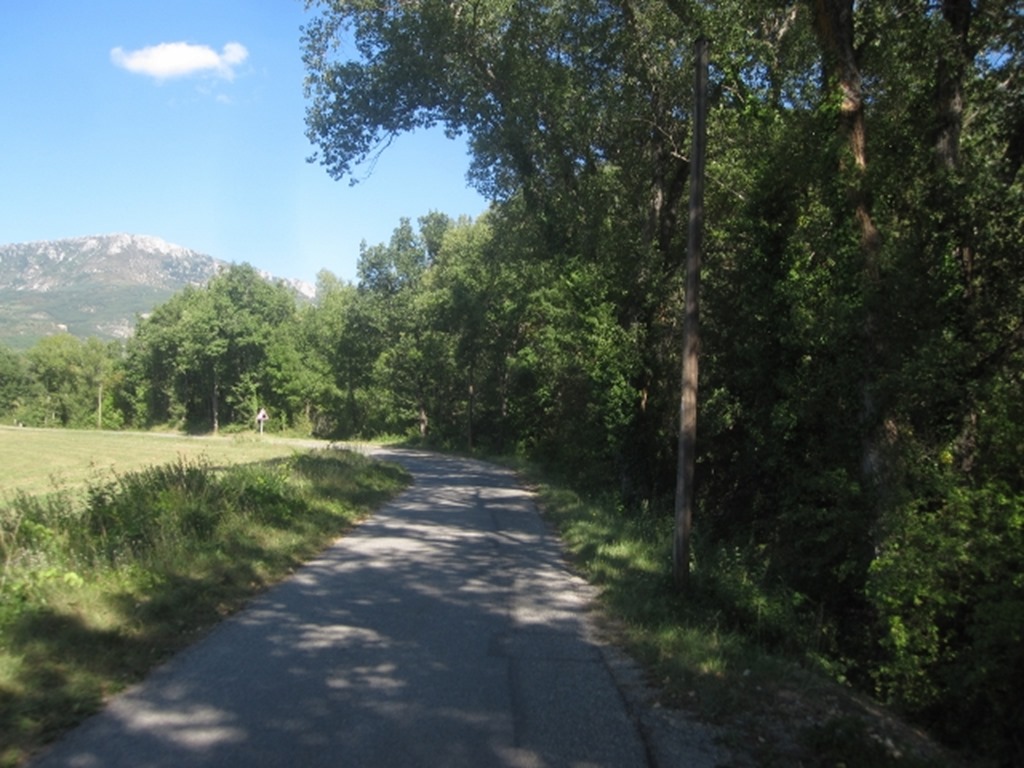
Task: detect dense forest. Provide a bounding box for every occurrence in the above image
[1,0,1021,762]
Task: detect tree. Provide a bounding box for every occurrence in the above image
[417,213,536,451]
[674,35,709,589]
[0,345,32,421]
[79,338,121,429]
[127,265,301,432]
[303,0,701,489]
[423,216,495,449]
[21,335,124,428]
[357,217,450,438]
[303,271,379,437]
[301,2,1024,759]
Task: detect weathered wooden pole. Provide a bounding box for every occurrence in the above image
[673,36,709,590]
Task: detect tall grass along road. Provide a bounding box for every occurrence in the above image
[1,430,408,767]
[24,448,724,768]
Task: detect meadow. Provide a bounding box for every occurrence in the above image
[0,428,407,767]
[0,426,329,498]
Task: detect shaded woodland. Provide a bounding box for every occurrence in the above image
[1,1,1021,762]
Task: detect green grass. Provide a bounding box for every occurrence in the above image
[0,426,320,499]
[0,432,963,767]
[0,432,409,767]
[521,473,964,768]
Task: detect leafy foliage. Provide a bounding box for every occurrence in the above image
[0,448,409,766]
[122,264,301,432]
[297,1,1024,761]
[0,0,1021,761]
[869,480,1024,756]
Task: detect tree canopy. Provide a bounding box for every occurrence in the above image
[0,1,1020,761]
[300,1,1023,760]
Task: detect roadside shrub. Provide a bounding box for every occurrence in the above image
[289,451,409,508]
[868,482,1024,763]
[219,461,303,524]
[692,538,820,659]
[80,457,223,563]
[0,492,80,624]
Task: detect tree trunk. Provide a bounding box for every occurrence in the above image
[811,0,887,494]
[812,0,881,268]
[673,37,709,590]
[212,370,220,434]
[936,0,975,301]
[936,0,981,473]
[936,0,972,172]
[467,375,476,450]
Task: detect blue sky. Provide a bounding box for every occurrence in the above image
[0,1,489,286]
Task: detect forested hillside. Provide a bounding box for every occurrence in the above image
[1,0,1021,763]
[0,234,315,349]
[0,234,225,348]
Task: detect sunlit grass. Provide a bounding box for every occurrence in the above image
[524,471,954,767]
[0,426,318,500]
[0,441,409,767]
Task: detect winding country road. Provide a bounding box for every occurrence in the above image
[28,448,724,768]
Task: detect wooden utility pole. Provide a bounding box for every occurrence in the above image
[673,37,709,590]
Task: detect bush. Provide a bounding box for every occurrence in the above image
[868,482,1024,763]
[80,458,222,563]
[219,461,303,524]
[0,492,84,635]
[0,446,409,767]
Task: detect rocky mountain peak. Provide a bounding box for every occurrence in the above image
[0,234,310,349]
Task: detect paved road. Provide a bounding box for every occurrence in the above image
[28,448,722,768]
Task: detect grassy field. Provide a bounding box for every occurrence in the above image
[0,428,407,767]
[0,426,331,499]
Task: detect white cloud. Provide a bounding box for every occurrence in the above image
[111,41,249,81]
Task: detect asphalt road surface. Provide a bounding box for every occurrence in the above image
[28,448,723,768]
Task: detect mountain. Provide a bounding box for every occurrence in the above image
[0,234,313,350]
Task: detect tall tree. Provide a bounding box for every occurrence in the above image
[303,0,700,493]
[21,336,123,428]
[357,217,451,437]
[0,345,32,420]
[127,265,300,432]
[301,3,1024,758]
[304,271,380,437]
